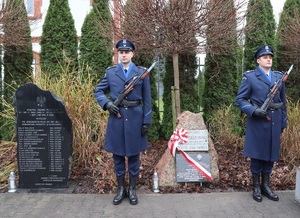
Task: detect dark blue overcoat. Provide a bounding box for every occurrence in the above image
[94,63,152,157]
[236,67,287,162]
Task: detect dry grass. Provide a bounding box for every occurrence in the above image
[280,100,300,181]
[34,66,108,174]
[207,104,245,150]
[0,141,17,190]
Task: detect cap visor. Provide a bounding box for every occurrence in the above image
[118,47,132,51]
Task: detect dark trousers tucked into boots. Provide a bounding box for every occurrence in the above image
[128,177,138,205]
[252,175,262,202]
[261,173,279,201]
[113,177,127,205]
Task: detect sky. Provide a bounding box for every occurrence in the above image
[270,0,286,23]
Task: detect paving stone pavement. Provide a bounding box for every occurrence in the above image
[0,191,299,218]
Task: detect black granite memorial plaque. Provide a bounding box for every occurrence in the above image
[176,152,211,182]
[15,83,72,188]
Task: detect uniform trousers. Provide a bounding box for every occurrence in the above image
[113,154,140,178]
[250,158,274,176]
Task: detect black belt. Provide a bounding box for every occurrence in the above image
[120,99,141,107]
[253,102,283,111]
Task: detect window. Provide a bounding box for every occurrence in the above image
[25,0,34,16]
[0,0,6,9]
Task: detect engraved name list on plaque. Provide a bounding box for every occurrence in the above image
[15,83,72,188]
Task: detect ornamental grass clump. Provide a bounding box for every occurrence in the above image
[280,100,300,182]
[0,141,17,191]
[34,65,108,173]
[207,104,245,150]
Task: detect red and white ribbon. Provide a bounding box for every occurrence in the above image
[168,128,212,181]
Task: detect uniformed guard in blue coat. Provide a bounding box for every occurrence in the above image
[94,39,152,205]
[236,45,287,202]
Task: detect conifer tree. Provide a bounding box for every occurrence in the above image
[79,0,113,84]
[161,56,174,139]
[243,0,276,71]
[1,0,33,140]
[276,0,300,101]
[202,0,238,122]
[40,0,78,76]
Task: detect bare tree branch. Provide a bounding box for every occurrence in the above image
[0,0,33,49]
[278,10,300,66]
[115,0,247,57]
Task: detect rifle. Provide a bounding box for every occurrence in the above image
[260,64,293,121]
[114,61,156,118]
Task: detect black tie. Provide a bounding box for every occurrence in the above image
[124,69,128,74]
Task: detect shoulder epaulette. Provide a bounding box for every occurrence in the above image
[244,70,254,74]
[273,70,283,75]
[106,66,116,71]
[138,66,147,70]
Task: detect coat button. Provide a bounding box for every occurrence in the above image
[126,119,128,121]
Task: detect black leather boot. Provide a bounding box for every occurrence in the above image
[128,177,138,205]
[261,174,279,201]
[252,175,262,202]
[113,177,127,205]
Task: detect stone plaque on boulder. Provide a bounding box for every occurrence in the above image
[176,153,211,182]
[177,130,208,151]
[15,83,72,188]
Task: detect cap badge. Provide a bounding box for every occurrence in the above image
[265,45,269,51]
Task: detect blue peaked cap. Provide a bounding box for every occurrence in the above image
[116,39,135,51]
[254,45,274,59]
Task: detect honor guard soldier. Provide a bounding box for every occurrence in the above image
[236,45,287,202]
[94,39,152,205]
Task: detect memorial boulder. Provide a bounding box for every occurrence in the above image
[156,111,219,187]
